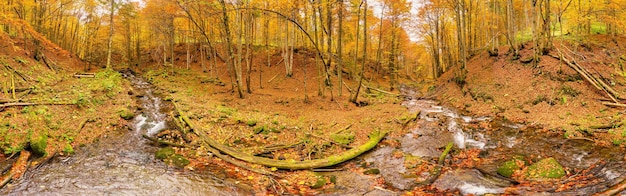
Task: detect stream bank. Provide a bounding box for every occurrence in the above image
[0,72,247,195]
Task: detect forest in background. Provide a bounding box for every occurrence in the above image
[2,0,624,99]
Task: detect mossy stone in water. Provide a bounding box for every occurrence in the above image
[155,147,175,160]
[170,154,190,168]
[63,143,74,154]
[30,134,48,156]
[497,159,523,178]
[526,157,565,179]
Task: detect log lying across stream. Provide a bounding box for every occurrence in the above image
[173,102,387,170]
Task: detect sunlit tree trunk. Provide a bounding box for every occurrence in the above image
[219,0,244,98]
[106,0,115,69]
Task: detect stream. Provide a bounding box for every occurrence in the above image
[320,86,626,195]
[2,75,625,195]
[0,73,247,195]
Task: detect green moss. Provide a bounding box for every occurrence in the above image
[63,143,74,154]
[247,120,258,127]
[30,134,48,156]
[330,133,355,145]
[363,168,380,175]
[118,109,135,120]
[526,157,566,179]
[310,176,327,189]
[253,125,268,134]
[155,147,175,160]
[169,154,190,168]
[497,159,523,178]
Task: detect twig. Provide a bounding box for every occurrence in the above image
[267,73,280,83]
[334,124,353,135]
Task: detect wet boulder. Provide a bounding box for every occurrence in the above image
[30,134,48,156]
[496,157,525,178]
[526,157,565,179]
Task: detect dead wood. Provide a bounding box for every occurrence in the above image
[552,47,623,103]
[589,122,624,129]
[362,84,399,96]
[73,73,95,78]
[0,102,74,109]
[601,101,626,108]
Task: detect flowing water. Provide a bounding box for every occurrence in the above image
[2,76,625,195]
[322,86,626,195]
[0,73,247,195]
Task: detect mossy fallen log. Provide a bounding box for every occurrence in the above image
[173,103,387,170]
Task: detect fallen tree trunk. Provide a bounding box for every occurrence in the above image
[601,101,626,108]
[173,102,387,170]
[0,102,74,108]
[73,73,95,78]
[552,47,623,103]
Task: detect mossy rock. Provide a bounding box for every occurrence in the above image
[497,159,524,178]
[526,157,566,179]
[169,154,190,168]
[330,133,355,145]
[30,134,48,156]
[155,147,175,160]
[118,109,135,120]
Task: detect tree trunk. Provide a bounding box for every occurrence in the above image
[105,0,115,69]
[351,0,367,104]
[219,0,245,98]
[337,0,343,97]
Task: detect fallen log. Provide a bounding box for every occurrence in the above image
[0,102,74,108]
[362,84,398,96]
[141,133,274,176]
[601,101,626,108]
[73,74,95,78]
[173,102,387,170]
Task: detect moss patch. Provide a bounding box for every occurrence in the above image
[30,134,48,156]
[155,147,175,160]
[330,133,355,145]
[526,157,566,179]
[497,158,524,178]
[169,154,190,168]
[118,109,135,120]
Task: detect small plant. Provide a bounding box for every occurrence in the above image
[559,85,580,97]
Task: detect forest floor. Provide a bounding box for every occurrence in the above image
[138,48,414,194]
[437,34,626,147]
[0,32,136,179]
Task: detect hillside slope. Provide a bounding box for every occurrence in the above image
[0,21,135,166]
[437,35,626,146]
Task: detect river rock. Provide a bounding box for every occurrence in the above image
[526,157,565,179]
